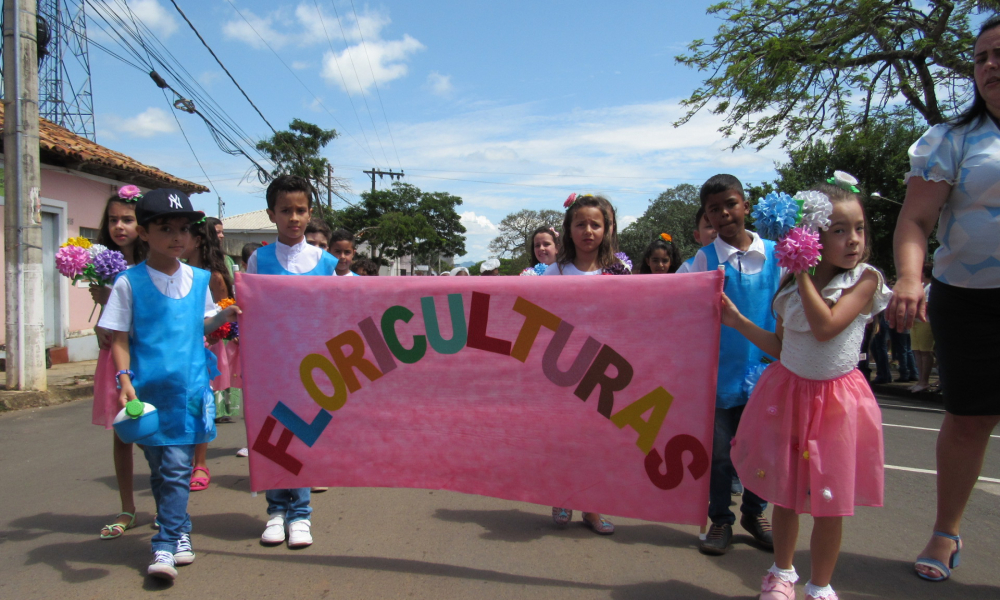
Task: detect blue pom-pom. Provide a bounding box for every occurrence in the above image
[751,191,800,240]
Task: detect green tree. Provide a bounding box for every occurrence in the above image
[340,182,465,267]
[255,119,348,220]
[488,209,564,272]
[675,1,994,149]
[770,118,925,275]
[619,184,702,265]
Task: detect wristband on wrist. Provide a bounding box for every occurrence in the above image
[115,369,134,390]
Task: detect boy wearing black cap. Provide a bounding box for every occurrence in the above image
[99,189,240,581]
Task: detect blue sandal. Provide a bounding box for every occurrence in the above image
[552,507,572,525]
[915,531,961,582]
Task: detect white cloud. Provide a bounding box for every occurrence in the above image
[460,211,498,234]
[427,72,453,97]
[321,35,424,94]
[123,0,178,39]
[291,60,311,70]
[619,215,638,229]
[103,107,178,138]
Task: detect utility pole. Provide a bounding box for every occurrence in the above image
[3,0,47,390]
[363,168,404,193]
[327,163,333,209]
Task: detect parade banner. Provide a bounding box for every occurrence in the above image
[237,270,722,525]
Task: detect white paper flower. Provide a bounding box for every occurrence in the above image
[793,190,833,231]
[833,170,858,188]
[87,243,108,260]
[821,487,833,501]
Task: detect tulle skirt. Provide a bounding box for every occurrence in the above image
[732,362,884,517]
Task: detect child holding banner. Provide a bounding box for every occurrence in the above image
[723,178,889,600]
[99,189,240,580]
[687,175,780,556]
[543,192,630,534]
[245,175,339,548]
[91,186,147,541]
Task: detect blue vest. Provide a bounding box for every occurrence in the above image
[703,241,781,408]
[255,243,338,276]
[125,263,216,446]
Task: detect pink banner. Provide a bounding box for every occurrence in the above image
[237,271,722,525]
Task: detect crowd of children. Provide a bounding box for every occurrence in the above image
[92,170,898,600]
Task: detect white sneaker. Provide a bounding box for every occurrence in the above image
[174,533,195,565]
[147,550,177,580]
[287,520,313,548]
[261,513,286,544]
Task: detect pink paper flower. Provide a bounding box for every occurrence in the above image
[776,226,823,272]
[55,245,91,279]
[766,406,778,416]
[563,193,577,208]
[118,185,142,201]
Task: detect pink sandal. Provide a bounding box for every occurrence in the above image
[190,467,210,492]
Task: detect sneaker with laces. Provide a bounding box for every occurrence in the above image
[741,512,775,550]
[174,533,195,565]
[261,512,286,545]
[760,572,795,600]
[698,522,732,555]
[288,519,313,548]
[147,550,177,580]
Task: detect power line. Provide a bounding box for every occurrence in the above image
[328,0,389,167]
[348,0,402,171]
[168,0,276,134]
[222,0,379,165]
[161,88,224,217]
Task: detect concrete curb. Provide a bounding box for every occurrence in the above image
[0,383,94,411]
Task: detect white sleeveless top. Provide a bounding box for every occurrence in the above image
[775,264,892,381]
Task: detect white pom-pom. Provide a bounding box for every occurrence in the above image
[821,487,833,501]
[88,243,108,260]
[833,170,858,187]
[794,190,833,231]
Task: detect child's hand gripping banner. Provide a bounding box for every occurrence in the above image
[237,271,722,525]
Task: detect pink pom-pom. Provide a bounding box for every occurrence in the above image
[55,245,91,278]
[776,226,822,272]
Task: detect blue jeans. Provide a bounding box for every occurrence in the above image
[890,328,916,379]
[709,406,767,526]
[265,488,312,523]
[872,315,890,381]
[143,444,195,554]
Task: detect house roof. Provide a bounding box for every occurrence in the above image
[222,209,276,232]
[0,104,209,194]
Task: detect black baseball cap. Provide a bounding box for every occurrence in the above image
[136,188,205,226]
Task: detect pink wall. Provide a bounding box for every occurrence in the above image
[0,164,131,344]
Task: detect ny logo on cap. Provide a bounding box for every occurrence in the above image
[168,194,182,209]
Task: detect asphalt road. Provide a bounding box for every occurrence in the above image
[1,394,997,599]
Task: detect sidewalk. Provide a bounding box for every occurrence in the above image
[0,359,96,411]
[866,363,943,404]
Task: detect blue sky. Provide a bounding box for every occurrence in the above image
[80,1,790,261]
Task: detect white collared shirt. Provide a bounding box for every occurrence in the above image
[245,238,324,274]
[688,231,770,275]
[99,262,218,333]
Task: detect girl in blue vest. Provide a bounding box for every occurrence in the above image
[542,192,631,534]
[99,189,240,581]
[92,186,147,540]
[724,181,889,600]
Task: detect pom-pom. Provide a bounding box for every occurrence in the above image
[228,321,239,340]
[207,322,233,344]
[118,185,142,201]
[660,233,672,243]
[217,297,236,309]
[564,193,577,208]
[602,252,633,275]
[92,249,128,284]
[751,192,799,240]
[55,245,91,278]
[794,190,833,232]
[61,236,92,249]
[831,170,859,192]
[776,227,823,272]
[521,263,548,276]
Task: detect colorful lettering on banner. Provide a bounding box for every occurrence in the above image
[236,272,723,525]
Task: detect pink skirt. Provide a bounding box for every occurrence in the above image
[209,339,231,391]
[226,340,242,389]
[91,347,119,429]
[732,362,884,517]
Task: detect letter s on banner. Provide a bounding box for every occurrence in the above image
[644,434,709,491]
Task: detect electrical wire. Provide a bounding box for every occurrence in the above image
[328,0,389,167]
[347,0,402,171]
[312,0,377,168]
[161,88,225,216]
[222,0,379,165]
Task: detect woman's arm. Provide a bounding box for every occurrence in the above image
[889,178,950,330]
[797,270,878,342]
[721,293,784,358]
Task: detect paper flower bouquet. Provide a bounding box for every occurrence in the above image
[751,189,834,273]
